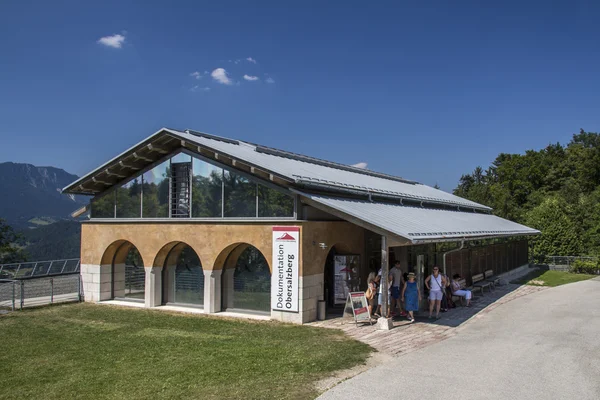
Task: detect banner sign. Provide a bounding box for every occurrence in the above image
[344,292,372,326]
[271,226,300,313]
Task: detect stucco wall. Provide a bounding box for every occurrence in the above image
[80,220,367,324]
[81,222,291,272]
[301,221,365,276]
[82,220,364,275]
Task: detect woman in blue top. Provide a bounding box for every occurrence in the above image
[401,272,421,322]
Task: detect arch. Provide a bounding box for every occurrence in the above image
[98,240,146,301]
[100,239,144,266]
[155,241,204,307]
[218,243,271,313]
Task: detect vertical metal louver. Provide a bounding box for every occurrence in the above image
[171,162,191,218]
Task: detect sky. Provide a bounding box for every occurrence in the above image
[0,0,599,191]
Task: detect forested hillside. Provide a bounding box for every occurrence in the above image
[454,129,600,260]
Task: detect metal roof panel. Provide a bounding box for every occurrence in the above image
[298,193,539,243]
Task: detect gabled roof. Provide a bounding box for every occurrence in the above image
[297,192,540,244]
[63,127,491,212]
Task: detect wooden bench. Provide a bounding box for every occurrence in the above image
[484,269,500,289]
[471,273,492,294]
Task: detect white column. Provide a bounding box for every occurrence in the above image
[163,266,175,303]
[112,263,125,298]
[222,268,235,310]
[203,269,223,313]
[144,267,162,307]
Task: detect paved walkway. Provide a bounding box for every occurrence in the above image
[318,278,600,400]
[310,283,547,356]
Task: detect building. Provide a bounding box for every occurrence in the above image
[63,128,539,323]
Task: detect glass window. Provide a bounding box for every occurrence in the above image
[174,246,204,306]
[115,178,141,218]
[171,153,192,163]
[225,246,270,312]
[142,160,170,218]
[113,245,145,301]
[192,157,223,217]
[123,247,145,300]
[258,185,294,217]
[223,171,256,217]
[91,192,114,218]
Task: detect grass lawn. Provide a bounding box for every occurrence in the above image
[0,303,372,400]
[513,269,596,287]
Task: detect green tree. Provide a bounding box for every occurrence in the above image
[525,197,582,261]
[0,219,27,263]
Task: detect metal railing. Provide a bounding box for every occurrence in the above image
[0,259,80,280]
[0,259,82,311]
[544,256,599,272]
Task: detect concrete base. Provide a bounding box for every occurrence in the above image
[144,266,162,307]
[203,269,222,313]
[271,273,324,324]
[377,317,394,330]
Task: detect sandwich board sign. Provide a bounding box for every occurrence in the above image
[344,292,372,326]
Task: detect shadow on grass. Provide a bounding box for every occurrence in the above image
[510,265,549,285]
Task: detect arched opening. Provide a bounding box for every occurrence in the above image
[110,241,145,302]
[159,242,204,307]
[221,244,270,314]
[323,244,360,310]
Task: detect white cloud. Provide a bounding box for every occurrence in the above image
[352,162,368,169]
[246,57,257,64]
[234,59,241,64]
[243,74,259,81]
[190,86,210,92]
[97,34,126,49]
[265,77,275,84]
[190,71,202,80]
[211,68,233,85]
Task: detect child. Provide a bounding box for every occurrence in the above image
[366,272,379,317]
[401,272,421,322]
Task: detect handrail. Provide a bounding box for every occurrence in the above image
[0,258,80,280]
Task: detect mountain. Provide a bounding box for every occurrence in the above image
[17,220,81,260]
[0,162,87,228]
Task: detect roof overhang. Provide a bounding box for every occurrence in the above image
[296,190,540,244]
[62,128,293,196]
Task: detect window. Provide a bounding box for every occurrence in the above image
[191,157,222,218]
[258,185,294,217]
[89,152,295,220]
[91,192,114,218]
[142,160,169,218]
[223,171,256,218]
[170,162,191,218]
[116,179,141,218]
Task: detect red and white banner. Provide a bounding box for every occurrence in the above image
[271,226,300,313]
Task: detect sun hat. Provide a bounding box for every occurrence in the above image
[407,272,415,278]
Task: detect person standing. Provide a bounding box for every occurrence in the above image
[425,266,446,319]
[389,261,405,317]
[401,272,421,322]
[366,272,379,317]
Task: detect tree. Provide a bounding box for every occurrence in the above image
[525,197,582,262]
[0,219,27,263]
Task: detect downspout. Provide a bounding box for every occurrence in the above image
[442,239,465,276]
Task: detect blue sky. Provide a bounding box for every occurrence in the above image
[0,0,599,191]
